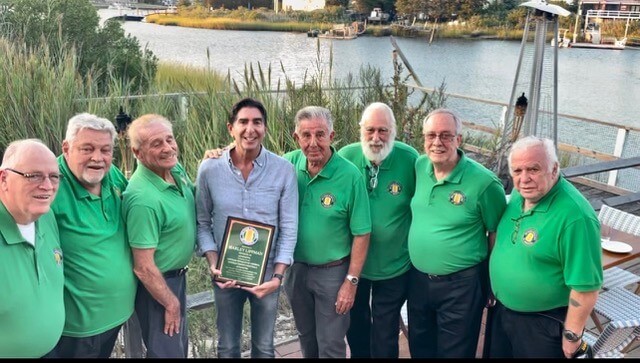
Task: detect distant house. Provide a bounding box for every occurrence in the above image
[282,0,325,11]
[580,0,640,12]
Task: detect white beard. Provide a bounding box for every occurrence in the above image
[361,136,393,165]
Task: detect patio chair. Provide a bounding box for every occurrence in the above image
[598,205,640,237]
[592,287,640,332]
[597,205,640,294]
[582,319,640,358]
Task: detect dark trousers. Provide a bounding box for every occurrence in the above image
[346,271,409,358]
[407,263,486,358]
[135,275,188,358]
[43,324,123,358]
[489,300,566,358]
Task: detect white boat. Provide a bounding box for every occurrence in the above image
[551,28,571,48]
[567,23,626,50]
[318,22,366,40]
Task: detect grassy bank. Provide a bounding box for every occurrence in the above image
[146,14,332,33]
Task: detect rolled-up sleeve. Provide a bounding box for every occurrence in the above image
[274,163,299,266]
[195,160,217,256]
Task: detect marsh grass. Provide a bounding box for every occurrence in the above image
[146,14,331,33]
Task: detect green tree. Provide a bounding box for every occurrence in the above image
[2,0,157,93]
[395,0,427,18]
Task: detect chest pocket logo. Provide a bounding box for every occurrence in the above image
[449,191,466,205]
[388,182,402,196]
[320,193,335,208]
[522,228,539,246]
[53,248,64,266]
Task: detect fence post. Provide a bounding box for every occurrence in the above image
[180,95,189,123]
[608,127,628,187]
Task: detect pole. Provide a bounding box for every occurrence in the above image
[572,4,581,44]
[389,36,424,88]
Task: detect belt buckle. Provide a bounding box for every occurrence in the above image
[427,274,439,280]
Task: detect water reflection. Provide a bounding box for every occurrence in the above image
[98,9,639,127]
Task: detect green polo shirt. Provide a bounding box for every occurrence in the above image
[408,150,506,275]
[284,147,371,265]
[490,176,603,312]
[338,141,419,280]
[0,203,64,357]
[123,163,196,272]
[51,157,136,337]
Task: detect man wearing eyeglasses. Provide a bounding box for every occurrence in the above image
[0,139,65,357]
[123,114,195,358]
[338,102,418,358]
[407,108,506,358]
[283,106,371,358]
[488,136,601,358]
[45,113,137,358]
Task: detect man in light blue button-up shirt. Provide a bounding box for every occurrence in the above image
[195,98,298,358]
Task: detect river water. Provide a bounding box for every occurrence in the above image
[99,9,639,128]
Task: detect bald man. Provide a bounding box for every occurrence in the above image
[0,139,65,357]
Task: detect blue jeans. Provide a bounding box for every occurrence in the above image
[213,284,280,358]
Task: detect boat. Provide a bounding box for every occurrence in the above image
[551,28,571,48]
[568,22,626,50]
[318,22,366,40]
[367,7,390,23]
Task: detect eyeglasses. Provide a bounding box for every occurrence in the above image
[367,164,379,191]
[5,168,63,185]
[424,132,457,143]
[511,218,521,245]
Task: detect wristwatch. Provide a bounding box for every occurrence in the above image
[345,274,359,285]
[272,273,284,284]
[562,328,583,342]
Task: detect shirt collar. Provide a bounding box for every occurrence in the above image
[0,201,27,245]
[427,148,468,184]
[136,163,177,191]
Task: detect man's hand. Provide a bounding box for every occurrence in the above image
[163,299,182,336]
[202,141,236,160]
[241,278,281,299]
[203,148,223,159]
[334,281,357,315]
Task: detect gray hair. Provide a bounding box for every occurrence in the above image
[360,102,397,140]
[508,136,559,173]
[128,114,173,150]
[1,139,50,169]
[294,106,333,133]
[65,113,117,145]
[422,108,463,135]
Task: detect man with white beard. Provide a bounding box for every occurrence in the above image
[47,113,137,358]
[338,102,419,358]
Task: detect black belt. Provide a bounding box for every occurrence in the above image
[163,266,189,278]
[304,255,350,269]
[423,262,483,282]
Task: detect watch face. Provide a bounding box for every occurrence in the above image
[563,330,580,342]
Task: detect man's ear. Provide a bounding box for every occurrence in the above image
[62,140,70,156]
